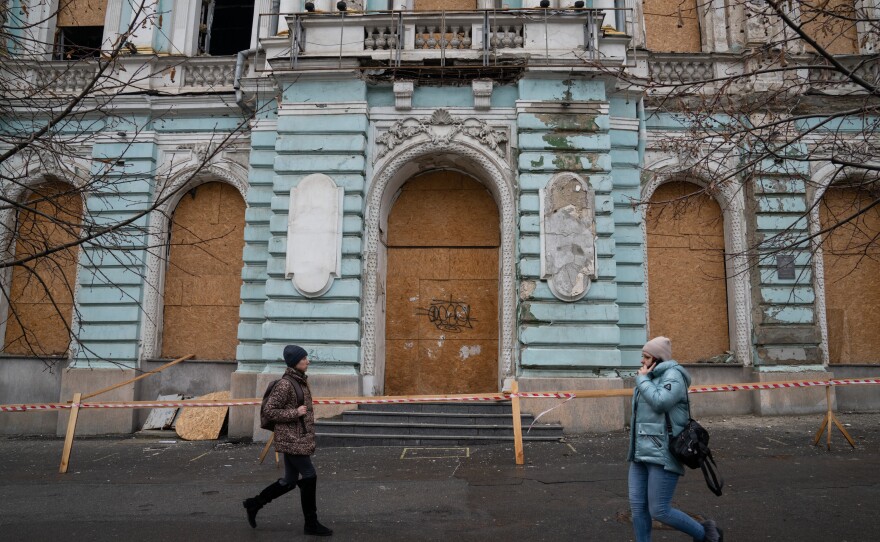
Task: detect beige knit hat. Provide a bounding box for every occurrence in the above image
[643,336,672,362]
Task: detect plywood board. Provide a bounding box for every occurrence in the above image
[647,181,729,362]
[387,172,499,247]
[820,186,880,363]
[418,279,499,341]
[57,0,107,27]
[643,0,701,53]
[161,305,240,360]
[385,171,500,394]
[142,394,184,430]
[4,182,82,356]
[413,0,477,12]
[162,182,245,360]
[801,0,859,54]
[175,391,230,441]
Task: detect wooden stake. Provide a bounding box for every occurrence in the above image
[511,380,524,466]
[258,433,274,464]
[813,385,856,450]
[81,354,194,401]
[59,392,82,474]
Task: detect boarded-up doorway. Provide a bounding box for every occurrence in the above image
[161,182,245,360]
[820,185,880,364]
[646,181,729,362]
[385,171,499,395]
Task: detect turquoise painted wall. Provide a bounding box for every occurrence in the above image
[72,140,157,368]
[609,97,646,366]
[516,77,623,372]
[242,78,369,372]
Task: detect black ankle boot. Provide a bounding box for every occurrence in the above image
[243,480,295,528]
[698,519,723,542]
[299,477,333,536]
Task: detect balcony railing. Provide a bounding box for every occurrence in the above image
[15,56,245,97]
[260,8,633,71]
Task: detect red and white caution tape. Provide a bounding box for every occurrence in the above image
[687,378,880,394]
[1,381,877,413]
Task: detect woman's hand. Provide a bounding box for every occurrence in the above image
[638,361,656,376]
[296,405,307,417]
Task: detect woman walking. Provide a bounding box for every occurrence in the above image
[628,336,722,542]
[243,345,333,536]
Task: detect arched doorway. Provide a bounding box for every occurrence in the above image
[820,184,880,363]
[160,181,245,360]
[646,181,730,362]
[384,170,500,395]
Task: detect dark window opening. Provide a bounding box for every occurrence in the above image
[199,1,255,56]
[54,26,104,60]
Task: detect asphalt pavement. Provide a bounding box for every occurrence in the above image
[1,412,878,541]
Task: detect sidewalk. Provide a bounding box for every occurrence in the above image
[1,412,878,541]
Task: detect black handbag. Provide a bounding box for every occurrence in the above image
[665,399,724,496]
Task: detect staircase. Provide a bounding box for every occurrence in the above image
[315,401,564,447]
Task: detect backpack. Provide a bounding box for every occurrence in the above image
[259,374,305,431]
[665,404,724,496]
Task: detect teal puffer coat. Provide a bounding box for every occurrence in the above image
[627,360,692,476]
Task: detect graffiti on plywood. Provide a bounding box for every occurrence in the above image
[417,296,476,332]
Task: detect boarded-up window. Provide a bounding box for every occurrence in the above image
[55,0,107,59]
[646,181,728,362]
[801,0,859,55]
[161,182,245,360]
[643,0,701,53]
[57,0,107,27]
[820,185,880,364]
[4,182,82,356]
[413,0,477,10]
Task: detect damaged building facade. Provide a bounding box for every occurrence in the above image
[1,0,878,437]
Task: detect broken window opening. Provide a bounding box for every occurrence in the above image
[198,1,255,56]
[55,26,104,60]
[53,0,107,60]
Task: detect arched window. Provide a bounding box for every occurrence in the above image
[160,182,246,360]
[819,184,880,363]
[646,181,729,362]
[643,0,701,53]
[3,181,82,356]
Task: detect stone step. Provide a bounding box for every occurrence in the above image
[316,432,562,448]
[340,410,536,425]
[354,401,516,415]
[315,420,563,438]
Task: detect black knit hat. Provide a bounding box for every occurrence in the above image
[283,345,308,368]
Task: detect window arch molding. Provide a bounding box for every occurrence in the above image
[640,156,752,364]
[140,161,249,361]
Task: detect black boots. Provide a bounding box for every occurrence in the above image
[299,476,333,536]
[243,479,295,528]
[698,520,724,542]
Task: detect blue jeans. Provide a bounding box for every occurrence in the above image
[628,461,705,542]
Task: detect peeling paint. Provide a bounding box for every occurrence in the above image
[535,113,599,132]
[459,345,482,360]
[519,280,536,300]
[530,155,545,168]
[542,133,573,150]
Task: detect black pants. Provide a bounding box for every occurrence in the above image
[280,454,316,488]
